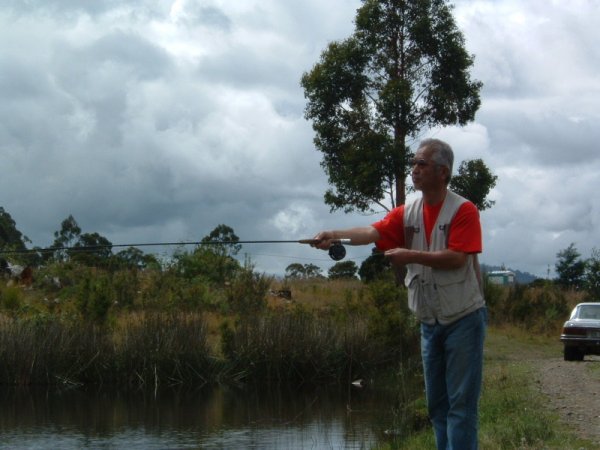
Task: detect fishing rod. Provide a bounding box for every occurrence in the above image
[0,238,352,261]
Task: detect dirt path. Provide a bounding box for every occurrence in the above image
[487,329,600,446]
[535,355,600,445]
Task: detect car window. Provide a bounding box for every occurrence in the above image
[578,305,600,319]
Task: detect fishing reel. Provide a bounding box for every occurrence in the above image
[328,242,347,261]
[298,238,351,261]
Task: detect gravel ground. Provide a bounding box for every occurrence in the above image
[536,355,600,446]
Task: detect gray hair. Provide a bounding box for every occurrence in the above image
[418,138,454,184]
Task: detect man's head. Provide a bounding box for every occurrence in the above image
[414,138,453,184]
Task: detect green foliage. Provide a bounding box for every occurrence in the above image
[0,207,29,250]
[169,225,244,286]
[114,247,161,270]
[328,260,359,279]
[174,246,241,285]
[201,223,242,256]
[449,159,498,211]
[110,269,140,309]
[0,207,31,266]
[367,279,419,361]
[555,243,585,289]
[482,275,504,312]
[219,321,236,360]
[284,262,323,279]
[584,247,600,299]
[478,342,573,450]
[136,268,181,310]
[285,263,305,279]
[75,271,113,324]
[301,0,482,211]
[51,215,82,261]
[358,249,391,282]
[70,232,113,267]
[45,215,118,269]
[0,285,23,312]
[226,262,271,316]
[490,283,569,332]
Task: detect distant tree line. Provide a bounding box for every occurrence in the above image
[0,208,245,281]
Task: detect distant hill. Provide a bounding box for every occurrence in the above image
[481,264,541,284]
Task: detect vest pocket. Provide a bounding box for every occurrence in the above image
[434,269,478,318]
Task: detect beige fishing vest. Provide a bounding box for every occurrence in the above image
[404,190,484,325]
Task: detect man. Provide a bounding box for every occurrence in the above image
[312,138,486,450]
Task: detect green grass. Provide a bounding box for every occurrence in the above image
[376,325,596,450]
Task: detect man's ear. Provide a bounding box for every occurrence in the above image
[438,164,450,182]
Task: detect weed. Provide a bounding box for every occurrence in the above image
[0,285,22,312]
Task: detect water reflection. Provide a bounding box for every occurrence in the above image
[0,382,405,449]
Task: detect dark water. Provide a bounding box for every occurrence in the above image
[0,381,409,449]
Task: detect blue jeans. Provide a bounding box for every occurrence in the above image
[421,307,487,450]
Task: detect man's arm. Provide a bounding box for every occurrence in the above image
[312,226,380,250]
[384,247,468,270]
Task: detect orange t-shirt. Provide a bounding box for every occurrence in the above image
[372,200,482,253]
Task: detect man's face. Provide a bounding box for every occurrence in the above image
[410,147,446,192]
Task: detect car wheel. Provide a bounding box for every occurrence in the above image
[564,346,584,361]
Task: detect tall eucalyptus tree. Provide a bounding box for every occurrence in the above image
[302,0,482,212]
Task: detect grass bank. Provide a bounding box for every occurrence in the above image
[378,325,596,450]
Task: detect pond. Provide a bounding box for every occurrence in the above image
[0,378,418,449]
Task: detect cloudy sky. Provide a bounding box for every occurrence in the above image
[1,0,599,278]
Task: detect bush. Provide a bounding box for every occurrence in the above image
[174,246,241,285]
[367,279,420,362]
[0,285,22,312]
[488,283,569,333]
[75,272,113,324]
[226,263,272,316]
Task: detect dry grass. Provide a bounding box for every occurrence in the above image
[269,278,368,309]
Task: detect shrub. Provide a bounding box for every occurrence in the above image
[75,272,113,324]
[226,263,271,316]
[367,279,420,361]
[0,285,22,312]
[489,283,569,333]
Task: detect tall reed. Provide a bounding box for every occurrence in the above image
[0,313,216,387]
[221,305,417,384]
[112,312,214,388]
[0,317,109,385]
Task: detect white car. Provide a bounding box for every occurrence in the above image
[560,302,600,361]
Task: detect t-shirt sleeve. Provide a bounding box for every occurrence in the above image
[372,206,405,251]
[448,202,482,254]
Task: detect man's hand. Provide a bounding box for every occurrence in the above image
[384,248,415,266]
[310,231,336,250]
